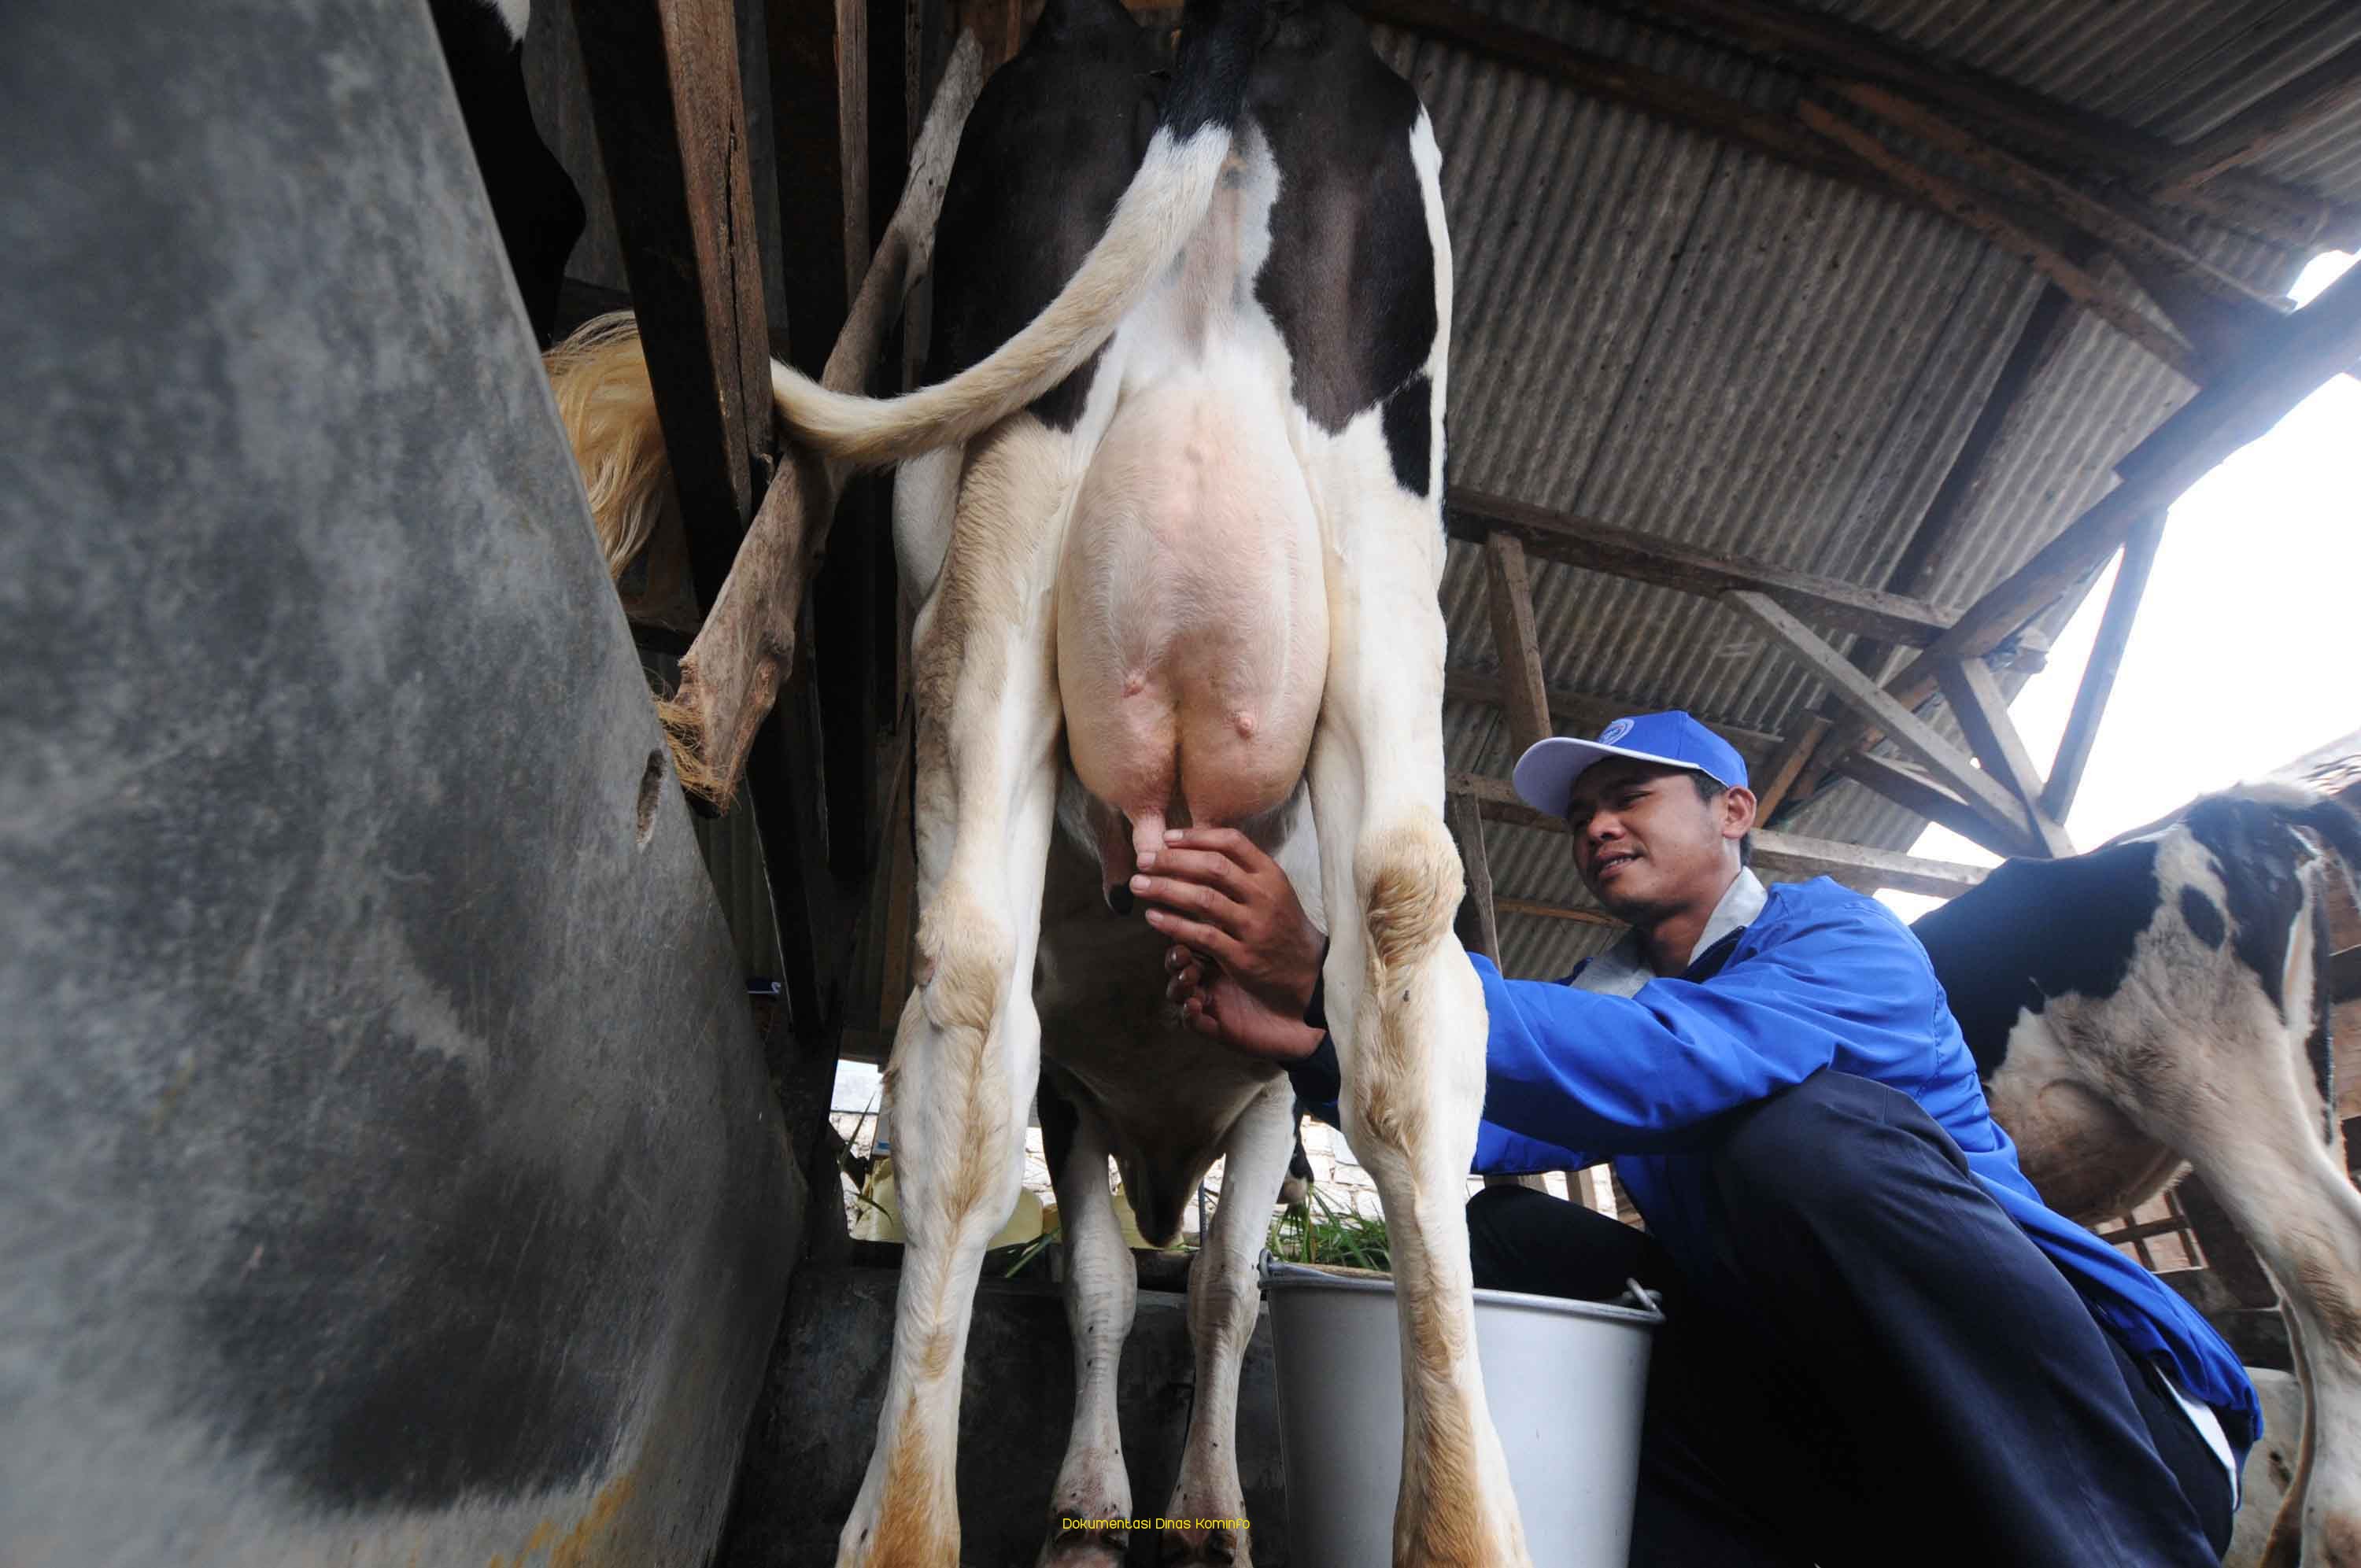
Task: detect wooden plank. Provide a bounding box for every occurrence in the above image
[1936,657,2074,856]
[1838,751,2040,861]
[1447,489,1960,647]
[2152,39,2361,197]
[1796,101,2204,383]
[1869,257,2361,745]
[1481,531,1554,755]
[1726,591,2038,850]
[2041,511,2164,823]
[1447,773,1990,899]
[1753,714,1827,821]
[1832,82,2293,330]
[2175,1173,2279,1309]
[672,30,986,803]
[1447,792,1502,964]
[769,0,867,377]
[1575,0,2354,249]
[572,0,774,595]
[1441,672,1783,765]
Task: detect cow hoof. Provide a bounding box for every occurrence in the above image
[1039,1518,1128,1567]
[1158,1524,1244,1566]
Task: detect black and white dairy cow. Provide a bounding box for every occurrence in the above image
[543,1,1527,1564]
[1913,783,2361,1566]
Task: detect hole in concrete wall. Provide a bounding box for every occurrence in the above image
[634,747,666,849]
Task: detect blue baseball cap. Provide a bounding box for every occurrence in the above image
[1512,710,1750,817]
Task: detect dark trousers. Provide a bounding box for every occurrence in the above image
[1466,1071,2234,1567]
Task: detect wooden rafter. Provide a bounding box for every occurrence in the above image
[1447,490,2047,659]
[1574,0,2359,250]
[1829,82,2293,334]
[1810,259,2361,791]
[1796,101,2205,383]
[1935,655,2074,856]
[1449,773,1990,900]
[2152,38,2361,199]
[2041,511,2164,825]
[1725,591,2038,852]
[1835,751,2038,861]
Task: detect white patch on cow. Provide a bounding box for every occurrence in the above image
[1408,109,1451,502]
[486,0,529,44]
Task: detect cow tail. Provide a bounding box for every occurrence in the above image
[767,0,1269,469]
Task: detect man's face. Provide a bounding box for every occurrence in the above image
[1562,758,1751,920]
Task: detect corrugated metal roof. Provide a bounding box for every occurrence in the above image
[1383,0,2355,975]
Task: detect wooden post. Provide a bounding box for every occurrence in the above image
[2041,511,2165,824]
[1482,531,1555,756]
[1447,792,1502,965]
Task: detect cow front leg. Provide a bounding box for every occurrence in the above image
[1038,1088,1137,1568]
[1160,1080,1296,1567]
[1303,489,1529,1568]
[837,428,1070,1568]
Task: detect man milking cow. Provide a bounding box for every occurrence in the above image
[1139,710,2256,1566]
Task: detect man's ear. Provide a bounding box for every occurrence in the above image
[1721,785,1758,843]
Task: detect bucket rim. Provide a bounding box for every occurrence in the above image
[1258,1256,1664,1327]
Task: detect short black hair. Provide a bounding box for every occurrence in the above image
[1689,771,1754,868]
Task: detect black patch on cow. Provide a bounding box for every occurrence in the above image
[1159,0,1267,138]
[2179,886,2226,948]
[1381,371,1432,495]
[1249,3,1439,444]
[2185,795,2307,1013]
[2308,893,2337,1142]
[1909,841,2162,1082]
[428,0,584,346]
[924,0,1162,429]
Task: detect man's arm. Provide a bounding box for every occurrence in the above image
[1471,899,1946,1156]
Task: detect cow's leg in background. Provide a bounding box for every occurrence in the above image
[1161,1079,1297,1566]
[1035,1072,1137,1568]
[837,422,1073,1568]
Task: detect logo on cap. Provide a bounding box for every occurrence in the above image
[1598,718,1635,745]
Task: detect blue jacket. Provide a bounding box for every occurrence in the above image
[1288,875,2260,1456]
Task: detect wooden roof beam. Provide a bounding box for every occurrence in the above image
[1576,0,2360,250]
[1797,100,2205,383]
[1937,654,2074,856]
[1446,489,2049,661]
[1448,773,1990,900]
[2152,38,2361,199]
[1836,751,2041,861]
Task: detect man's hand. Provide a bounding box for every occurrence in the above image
[1128,828,1327,1063]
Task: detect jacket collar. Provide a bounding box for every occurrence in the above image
[1567,869,1768,998]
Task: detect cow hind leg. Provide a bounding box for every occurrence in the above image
[1303,487,1528,1566]
[837,426,1071,1568]
[1159,1080,1296,1567]
[1037,1082,1137,1568]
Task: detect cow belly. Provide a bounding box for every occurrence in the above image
[1055,378,1325,871]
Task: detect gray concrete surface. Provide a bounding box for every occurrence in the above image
[720,1264,1291,1566]
[0,1,797,1560]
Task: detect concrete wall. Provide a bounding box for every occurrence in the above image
[0,1,797,1560]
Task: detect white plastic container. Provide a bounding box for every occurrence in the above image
[1260,1258,1662,1566]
